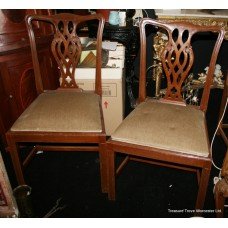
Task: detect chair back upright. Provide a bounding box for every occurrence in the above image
[26,13,105,96]
[139,18,225,112]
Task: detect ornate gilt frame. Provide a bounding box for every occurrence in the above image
[152,15,228,98]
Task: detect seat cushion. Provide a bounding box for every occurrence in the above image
[111,99,209,157]
[11,90,102,132]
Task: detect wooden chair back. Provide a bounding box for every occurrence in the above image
[139,18,225,111]
[26,13,105,95]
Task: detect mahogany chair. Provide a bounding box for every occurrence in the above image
[6,13,108,193]
[107,18,225,211]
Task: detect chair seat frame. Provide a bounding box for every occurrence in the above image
[107,138,211,209]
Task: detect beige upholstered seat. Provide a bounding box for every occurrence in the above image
[11,90,102,133]
[111,99,209,157]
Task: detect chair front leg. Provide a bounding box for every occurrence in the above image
[99,142,108,193]
[108,146,116,200]
[195,166,211,215]
[6,135,25,185]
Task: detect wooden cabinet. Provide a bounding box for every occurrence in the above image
[0,9,59,146]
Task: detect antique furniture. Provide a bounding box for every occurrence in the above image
[0,152,18,217]
[0,10,59,147]
[214,150,228,217]
[152,9,228,98]
[107,18,225,213]
[155,9,228,38]
[6,13,108,193]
